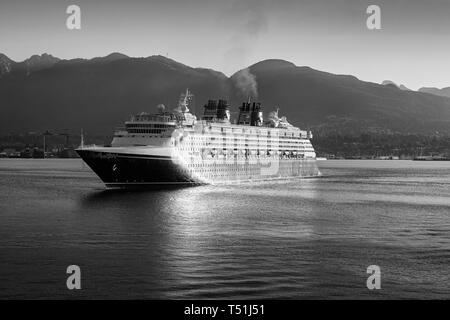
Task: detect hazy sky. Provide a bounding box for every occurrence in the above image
[1,0,449,90]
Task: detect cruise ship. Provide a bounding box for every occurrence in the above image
[76,90,320,187]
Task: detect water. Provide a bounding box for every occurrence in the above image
[0,159,449,299]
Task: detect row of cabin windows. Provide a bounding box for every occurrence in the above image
[127,129,163,134]
[209,130,303,138]
[210,126,303,137]
[180,145,307,151]
[127,124,173,128]
[199,136,308,142]
[182,138,310,148]
[190,135,307,143]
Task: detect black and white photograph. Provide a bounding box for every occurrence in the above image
[0,0,449,307]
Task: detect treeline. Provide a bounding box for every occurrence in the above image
[313,133,450,159]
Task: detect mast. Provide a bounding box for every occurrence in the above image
[176,88,193,113]
[80,128,84,149]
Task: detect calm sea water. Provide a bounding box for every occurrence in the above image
[0,159,449,299]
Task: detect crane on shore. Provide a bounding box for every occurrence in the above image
[42,129,73,158]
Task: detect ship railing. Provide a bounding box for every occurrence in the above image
[114,126,126,131]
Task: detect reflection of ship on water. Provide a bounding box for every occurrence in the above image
[77,89,321,188]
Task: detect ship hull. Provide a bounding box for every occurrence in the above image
[76,149,201,187]
[77,148,320,188]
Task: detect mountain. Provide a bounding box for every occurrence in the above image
[399,84,411,91]
[0,54,230,135]
[21,53,60,73]
[0,54,14,76]
[237,62,450,135]
[381,80,411,91]
[0,53,60,76]
[89,52,129,63]
[1,53,450,137]
[418,87,450,98]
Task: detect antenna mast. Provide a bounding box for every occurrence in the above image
[80,128,84,149]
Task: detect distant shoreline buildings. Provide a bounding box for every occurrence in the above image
[1,131,450,160]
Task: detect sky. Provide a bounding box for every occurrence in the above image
[0,0,449,90]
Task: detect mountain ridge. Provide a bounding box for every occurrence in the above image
[0,53,61,76]
[381,80,412,91]
[418,86,450,98]
[1,52,450,136]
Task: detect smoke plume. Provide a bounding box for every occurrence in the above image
[233,68,258,99]
[221,0,270,90]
